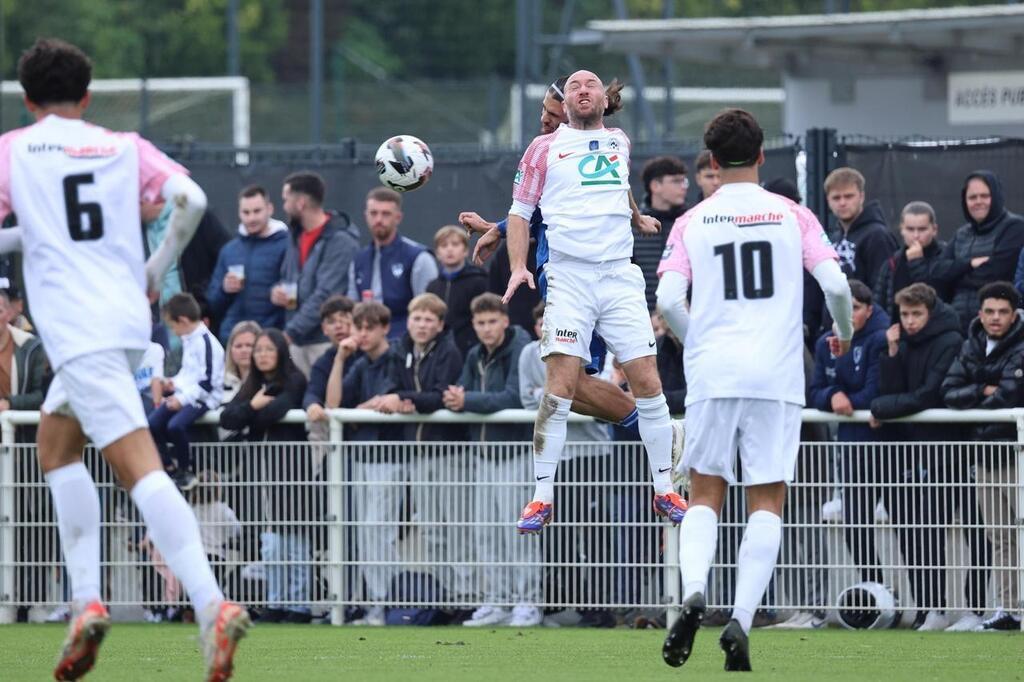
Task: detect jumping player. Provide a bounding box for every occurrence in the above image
[503,69,687,534]
[0,39,249,681]
[656,109,852,671]
[460,78,685,503]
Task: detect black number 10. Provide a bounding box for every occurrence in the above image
[63,173,104,241]
[713,241,774,300]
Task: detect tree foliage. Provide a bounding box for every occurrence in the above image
[0,0,286,82]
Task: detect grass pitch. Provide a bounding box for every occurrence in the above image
[0,623,1020,681]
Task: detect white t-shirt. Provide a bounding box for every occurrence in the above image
[134,342,166,393]
[658,183,838,406]
[0,115,185,369]
[510,123,633,263]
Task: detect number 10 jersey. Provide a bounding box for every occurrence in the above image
[0,114,185,369]
[657,182,838,407]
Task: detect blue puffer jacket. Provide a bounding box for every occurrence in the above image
[206,220,290,341]
[809,306,891,441]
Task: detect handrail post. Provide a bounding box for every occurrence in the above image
[327,412,345,626]
[1015,409,1024,630]
[0,413,16,623]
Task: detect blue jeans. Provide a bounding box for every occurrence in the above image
[261,531,311,613]
[148,402,208,472]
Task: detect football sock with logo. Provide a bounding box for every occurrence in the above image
[46,462,102,604]
[679,504,719,599]
[531,394,572,505]
[636,394,673,494]
[131,470,224,619]
[732,510,782,634]
[617,407,641,436]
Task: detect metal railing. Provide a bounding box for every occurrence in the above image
[0,408,1021,629]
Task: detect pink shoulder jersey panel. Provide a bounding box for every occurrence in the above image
[791,201,838,272]
[511,130,555,207]
[115,132,188,203]
[657,209,693,280]
[0,128,30,220]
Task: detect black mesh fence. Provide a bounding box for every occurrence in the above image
[838,137,1024,242]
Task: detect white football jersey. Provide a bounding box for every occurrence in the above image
[511,124,633,263]
[0,115,185,369]
[658,182,838,406]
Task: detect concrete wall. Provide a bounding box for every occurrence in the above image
[783,73,1024,139]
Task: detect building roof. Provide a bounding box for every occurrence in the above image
[587,5,1024,75]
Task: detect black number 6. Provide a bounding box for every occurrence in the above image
[63,173,104,241]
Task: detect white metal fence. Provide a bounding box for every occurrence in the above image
[0,408,1021,628]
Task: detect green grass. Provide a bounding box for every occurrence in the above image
[0,624,1020,681]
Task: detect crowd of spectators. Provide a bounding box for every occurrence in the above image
[9,161,1024,631]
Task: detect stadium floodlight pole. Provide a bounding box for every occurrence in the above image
[227,0,240,76]
[662,0,675,141]
[310,0,324,145]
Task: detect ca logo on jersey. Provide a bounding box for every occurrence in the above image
[578,154,622,187]
[513,169,524,185]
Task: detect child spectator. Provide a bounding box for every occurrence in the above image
[443,293,533,628]
[335,301,402,626]
[304,295,356,442]
[221,321,261,405]
[149,293,225,491]
[425,225,488,355]
[372,293,470,604]
[219,329,310,623]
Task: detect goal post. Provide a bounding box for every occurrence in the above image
[0,76,250,148]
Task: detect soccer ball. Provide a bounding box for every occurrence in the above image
[375,135,434,192]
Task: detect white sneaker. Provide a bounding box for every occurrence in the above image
[45,605,71,623]
[365,606,385,626]
[463,605,510,627]
[916,611,950,631]
[821,497,843,522]
[771,611,813,629]
[945,613,984,631]
[507,604,542,627]
[873,500,889,524]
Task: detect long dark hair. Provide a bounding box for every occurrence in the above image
[234,328,294,402]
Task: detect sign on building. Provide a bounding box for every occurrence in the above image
[949,71,1024,125]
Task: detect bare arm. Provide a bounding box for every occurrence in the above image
[145,174,206,295]
[325,353,345,409]
[502,214,535,303]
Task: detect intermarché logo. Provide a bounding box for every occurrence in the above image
[578,154,622,186]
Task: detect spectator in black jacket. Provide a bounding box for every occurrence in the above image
[333,301,403,626]
[825,167,899,287]
[426,225,488,355]
[636,156,687,311]
[869,283,966,631]
[932,171,1024,332]
[370,293,471,603]
[218,329,311,623]
[941,281,1023,631]
[655,320,685,414]
[874,202,949,320]
[303,295,356,443]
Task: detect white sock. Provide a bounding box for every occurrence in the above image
[679,504,719,599]
[636,394,673,494]
[531,394,571,504]
[131,470,223,622]
[732,510,782,634]
[45,463,101,604]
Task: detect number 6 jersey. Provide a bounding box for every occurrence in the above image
[657,182,838,407]
[0,114,186,369]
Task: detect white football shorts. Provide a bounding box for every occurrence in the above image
[681,398,802,486]
[540,258,655,365]
[43,348,148,449]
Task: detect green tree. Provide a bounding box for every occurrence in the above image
[1,0,287,82]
